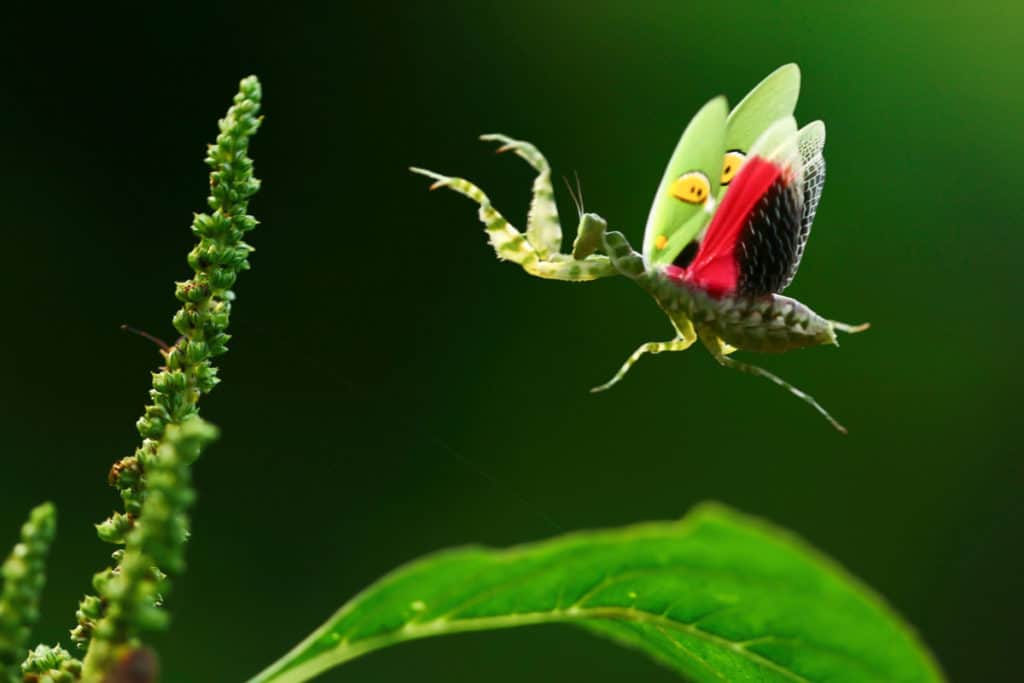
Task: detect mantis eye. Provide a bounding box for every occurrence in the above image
[670,171,711,205]
[720,150,746,186]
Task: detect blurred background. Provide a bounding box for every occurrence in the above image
[0,2,1019,681]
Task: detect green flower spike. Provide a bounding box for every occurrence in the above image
[21,644,82,683]
[0,503,57,683]
[73,75,263,680]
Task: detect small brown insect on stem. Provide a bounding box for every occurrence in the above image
[120,324,172,352]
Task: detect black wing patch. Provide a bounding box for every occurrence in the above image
[735,176,804,298]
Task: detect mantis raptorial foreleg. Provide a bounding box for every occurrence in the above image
[411,135,618,282]
[479,134,562,259]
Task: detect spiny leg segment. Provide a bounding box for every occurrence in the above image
[591,337,697,394]
[479,134,562,259]
[698,329,847,434]
[409,166,543,270]
[411,135,618,282]
[591,315,698,393]
[712,353,847,434]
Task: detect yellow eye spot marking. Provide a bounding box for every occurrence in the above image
[654,234,669,250]
[670,171,711,205]
[720,150,746,186]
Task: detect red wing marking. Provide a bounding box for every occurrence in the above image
[668,157,786,297]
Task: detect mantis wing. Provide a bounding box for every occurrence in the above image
[717,63,802,201]
[642,97,727,268]
[644,65,802,270]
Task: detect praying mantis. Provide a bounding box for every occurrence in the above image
[412,65,868,433]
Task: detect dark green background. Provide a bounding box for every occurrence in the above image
[0,2,1019,681]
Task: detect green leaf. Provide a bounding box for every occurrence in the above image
[247,503,944,683]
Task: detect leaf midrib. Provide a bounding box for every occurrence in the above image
[269,603,870,683]
[420,560,805,624]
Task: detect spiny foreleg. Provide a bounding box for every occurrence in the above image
[411,135,618,282]
[484,134,603,262]
[409,168,544,270]
[479,134,561,259]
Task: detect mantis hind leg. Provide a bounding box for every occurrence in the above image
[700,329,848,434]
[591,317,697,393]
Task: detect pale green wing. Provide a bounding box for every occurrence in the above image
[718,64,802,200]
[643,97,727,267]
